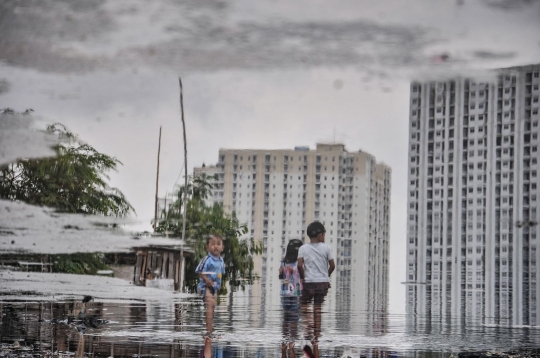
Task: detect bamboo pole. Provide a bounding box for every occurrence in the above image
[179,78,188,243]
[153,126,162,232]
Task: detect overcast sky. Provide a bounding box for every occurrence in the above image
[1,0,540,314]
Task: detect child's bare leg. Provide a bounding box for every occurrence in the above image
[204,289,216,332]
[204,336,212,358]
[289,341,296,358]
[300,301,313,339]
[281,342,287,358]
[312,341,320,358]
[313,302,322,342]
[75,333,85,358]
[290,319,299,344]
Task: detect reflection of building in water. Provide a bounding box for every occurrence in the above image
[405,64,540,325]
[194,144,391,315]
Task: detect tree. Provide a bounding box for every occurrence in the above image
[52,253,110,275]
[156,174,263,292]
[0,112,134,217]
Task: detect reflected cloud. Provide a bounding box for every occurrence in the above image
[473,51,516,60]
[0,199,181,255]
[0,112,57,165]
[5,0,539,74]
[483,0,539,10]
[0,79,10,94]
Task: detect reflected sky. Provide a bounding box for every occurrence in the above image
[1,0,540,317]
[1,0,539,71]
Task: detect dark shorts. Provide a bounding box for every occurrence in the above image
[300,282,330,304]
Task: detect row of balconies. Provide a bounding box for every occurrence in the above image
[231,154,259,164]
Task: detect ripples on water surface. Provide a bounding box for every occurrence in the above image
[2,291,540,357]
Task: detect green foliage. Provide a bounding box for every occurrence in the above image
[156,174,263,293]
[52,253,109,275]
[0,112,134,217]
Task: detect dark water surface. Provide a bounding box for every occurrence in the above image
[2,292,540,357]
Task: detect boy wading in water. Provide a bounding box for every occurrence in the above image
[298,222,335,356]
[195,235,225,338]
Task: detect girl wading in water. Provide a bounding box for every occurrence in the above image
[279,239,304,358]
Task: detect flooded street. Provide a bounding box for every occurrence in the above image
[2,253,540,357]
[2,0,540,356]
[2,291,540,357]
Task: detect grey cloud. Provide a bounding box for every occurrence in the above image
[0,0,435,73]
[134,21,433,71]
[483,0,540,10]
[0,79,10,94]
[473,51,516,60]
[0,112,57,165]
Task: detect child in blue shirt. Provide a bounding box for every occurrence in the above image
[195,235,225,336]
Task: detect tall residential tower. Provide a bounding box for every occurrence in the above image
[195,144,391,317]
[406,64,540,325]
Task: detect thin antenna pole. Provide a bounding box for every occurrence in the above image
[164,194,168,238]
[179,78,188,243]
[153,126,162,232]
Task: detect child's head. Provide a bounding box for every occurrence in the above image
[283,239,303,264]
[205,235,224,257]
[306,221,326,241]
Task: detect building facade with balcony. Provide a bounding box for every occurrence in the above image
[406,64,540,325]
[194,143,391,317]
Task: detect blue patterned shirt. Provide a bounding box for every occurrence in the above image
[195,254,225,294]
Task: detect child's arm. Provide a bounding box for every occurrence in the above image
[297,257,305,281]
[198,272,214,288]
[328,259,335,278]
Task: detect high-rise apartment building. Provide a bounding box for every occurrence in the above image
[406,64,540,325]
[195,144,391,316]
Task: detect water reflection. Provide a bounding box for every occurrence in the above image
[281,341,297,358]
[2,247,540,356]
[1,0,540,357]
[0,298,370,357]
[0,248,190,291]
[2,297,540,357]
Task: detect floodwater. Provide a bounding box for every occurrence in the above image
[2,292,540,357]
[2,0,540,357]
[1,253,540,357]
[2,295,540,358]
